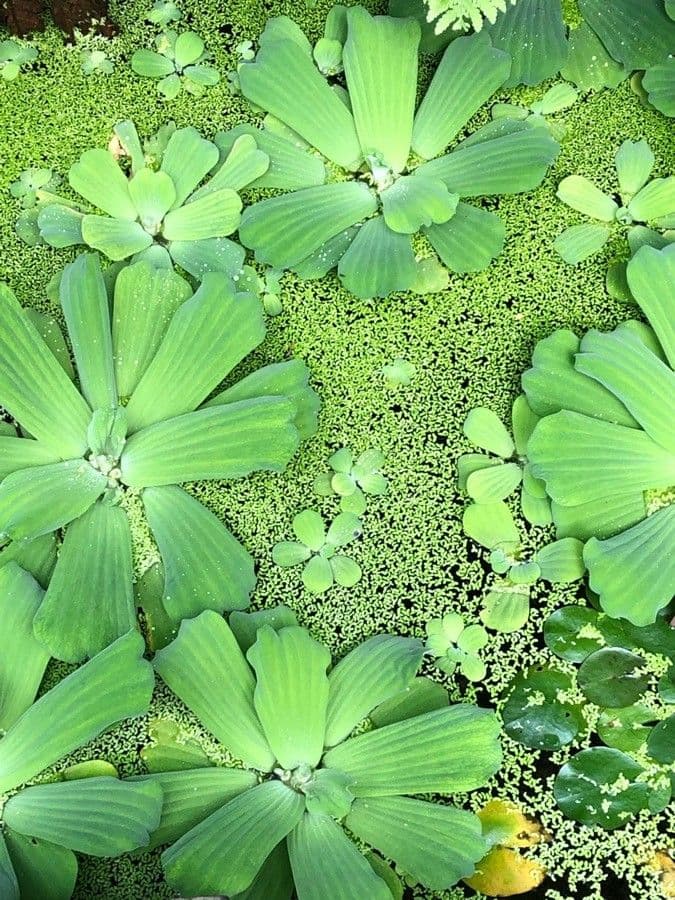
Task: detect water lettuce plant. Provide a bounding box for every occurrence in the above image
[131,30,219,98]
[523,244,675,625]
[314,447,388,515]
[236,6,560,298]
[0,252,319,661]
[136,609,502,897]
[425,612,488,681]
[0,563,160,898]
[0,40,37,81]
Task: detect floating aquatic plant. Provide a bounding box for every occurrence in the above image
[314,447,388,515]
[425,612,489,681]
[0,40,38,81]
[131,30,219,98]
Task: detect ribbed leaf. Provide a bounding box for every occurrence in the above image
[233,841,294,900]
[153,611,275,771]
[169,236,245,279]
[59,253,117,409]
[248,625,330,769]
[0,284,91,457]
[463,501,520,550]
[338,215,417,299]
[643,59,675,117]
[325,635,423,748]
[69,149,137,219]
[131,48,175,78]
[0,533,57,589]
[342,7,418,173]
[291,227,358,280]
[130,768,257,849]
[128,169,176,232]
[120,397,299,487]
[215,125,325,190]
[239,182,377,268]
[426,203,505,273]
[557,175,617,221]
[143,485,255,621]
[560,23,626,91]
[0,835,18,900]
[576,329,675,453]
[81,215,154,261]
[615,140,655,200]
[288,813,391,900]
[125,274,264,432]
[528,411,675,505]
[4,831,75,900]
[552,493,646,542]
[522,329,637,425]
[37,204,85,249]
[578,0,675,70]
[466,462,522,502]
[554,223,611,264]
[346,797,486,890]
[585,506,675,626]
[627,245,675,368]
[163,781,304,897]
[193,134,269,196]
[413,32,510,160]
[205,360,320,441]
[0,630,153,793]
[0,435,58,479]
[628,177,675,223]
[486,0,568,87]
[160,126,220,207]
[0,564,49,732]
[33,500,135,663]
[162,188,241,242]
[0,460,105,542]
[112,260,192,400]
[381,176,457,234]
[4,777,162,856]
[417,126,559,196]
[323,705,502,796]
[239,38,362,170]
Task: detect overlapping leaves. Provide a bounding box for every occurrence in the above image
[0,252,319,660]
[135,608,502,898]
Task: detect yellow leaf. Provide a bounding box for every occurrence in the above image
[464,846,547,897]
[648,851,675,898]
[477,798,548,848]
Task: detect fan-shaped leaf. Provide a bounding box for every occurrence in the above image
[554,223,611,264]
[169,236,245,279]
[463,501,519,550]
[381,176,457,234]
[69,149,137,220]
[535,538,585,583]
[160,127,220,207]
[338,216,417,298]
[128,169,176,232]
[81,215,153,261]
[557,175,617,221]
[162,188,242,241]
[37,204,85,249]
[628,177,675,223]
[643,59,675,117]
[486,0,568,87]
[560,23,626,92]
[578,0,675,70]
[615,140,655,200]
[215,125,325,191]
[426,202,505,273]
[131,49,175,78]
[4,831,75,900]
[466,462,522,502]
[626,245,675,368]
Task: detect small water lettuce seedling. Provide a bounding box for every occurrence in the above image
[314,448,388,515]
[272,510,363,594]
[236,6,560,298]
[146,0,182,26]
[491,82,578,142]
[554,139,675,266]
[524,244,675,625]
[135,609,502,898]
[0,40,38,81]
[0,564,160,898]
[425,612,489,681]
[382,357,416,389]
[0,252,319,661]
[131,30,220,98]
[80,48,114,75]
[9,168,60,209]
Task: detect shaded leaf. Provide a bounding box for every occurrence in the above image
[338,216,417,298]
[486,0,568,87]
[426,203,505,273]
[4,831,75,900]
[560,23,626,92]
[578,0,675,70]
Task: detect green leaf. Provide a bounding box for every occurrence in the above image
[0,564,50,732]
[248,625,330,769]
[292,509,326,551]
[480,583,530,633]
[160,126,220,207]
[59,253,117,410]
[169,236,245,279]
[503,667,584,751]
[552,492,646,542]
[0,434,58,480]
[369,676,449,728]
[0,284,91,457]
[0,460,106,542]
[342,7,419,173]
[174,31,204,67]
[628,177,675,223]
[466,462,522,502]
[131,48,175,78]
[585,506,675,626]
[0,533,57,589]
[425,203,505,273]
[326,512,362,547]
[647,713,675,764]
[232,841,294,900]
[463,501,520,550]
[4,831,75,900]
[0,630,152,793]
[230,605,299,653]
[144,485,254,621]
[627,245,675,369]
[273,541,311,567]
[578,0,675,70]
[346,796,486,889]
[69,148,137,219]
[577,647,649,708]
[157,72,182,99]
[120,396,299,487]
[81,215,154,261]
[535,538,585,583]
[463,406,514,457]
[112,261,192,400]
[259,16,312,53]
[554,222,612,265]
[413,32,509,160]
[544,605,606,662]
[0,835,18,900]
[418,124,559,196]
[338,216,417,298]
[643,58,675,117]
[302,555,334,593]
[128,168,176,233]
[323,705,501,796]
[240,182,377,268]
[380,176,457,234]
[162,188,241,241]
[37,204,85,248]
[533,83,578,115]
[194,134,268,197]
[215,124,325,190]
[557,175,618,221]
[325,635,423,747]
[4,777,161,856]
[486,0,568,87]
[288,812,392,900]
[560,23,626,92]
[125,274,264,432]
[163,781,304,897]
[239,38,362,170]
[554,748,658,829]
[33,501,135,663]
[528,411,675,505]
[615,140,655,200]
[597,704,656,752]
[130,768,257,849]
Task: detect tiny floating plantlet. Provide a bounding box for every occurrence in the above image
[314,447,388,515]
[0,40,38,81]
[131,30,220,98]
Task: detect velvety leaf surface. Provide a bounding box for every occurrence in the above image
[160,126,220,206]
[627,245,675,368]
[81,215,153,260]
[68,148,137,219]
[425,203,505,273]
[4,831,76,900]
[337,216,417,298]
[486,0,568,87]
[215,125,325,190]
[578,0,675,70]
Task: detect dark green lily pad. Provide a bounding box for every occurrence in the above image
[577,647,649,708]
[502,666,585,751]
[597,704,657,752]
[544,606,604,663]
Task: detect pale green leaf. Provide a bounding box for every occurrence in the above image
[259,15,312,53]
[557,175,618,221]
[554,222,611,264]
[628,177,675,223]
[160,126,220,207]
[615,140,655,200]
[0,533,57,589]
[174,31,204,68]
[4,831,75,900]
[23,309,74,379]
[69,148,137,219]
[552,492,646,542]
[426,202,505,273]
[381,176,457,234]
[535,538,585,583]
[162,188,242,241]
[292,509,326,551]
[37,204,85,248]
[626,245,675,368]
[486,0,568,87]
[463,501,520,550]
[302,556,334,593]
[215,124,325,190]
[369,676,449,728]
[578,0,675,70]
[128,169,176,232]
[131,48,175,78]
[331,555,362,587]
[157,72,181,99]
[193,134,269,196]
[81,215,154,261]
[169,236,245,279]
[230,605,299,654]
[338,215,417,298]
[463,406,514,456]
[466,462,522,502]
